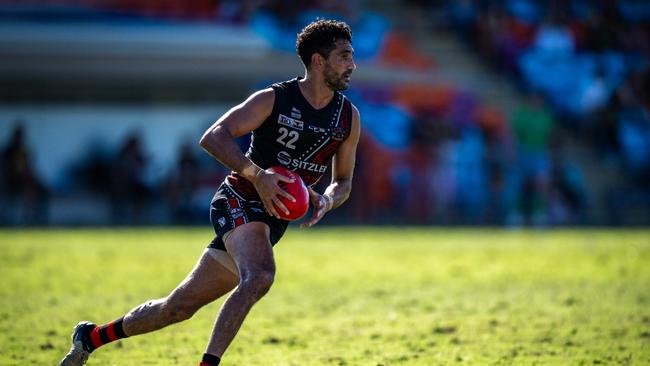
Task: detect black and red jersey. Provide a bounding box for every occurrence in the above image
[226,77,353,201]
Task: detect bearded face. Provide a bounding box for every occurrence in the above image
[321,39,355,91]
[323,61,352,91]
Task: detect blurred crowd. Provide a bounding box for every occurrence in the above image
[1,0,649,226]
[406,0,650,225]
[343,82,590,226]
[439,0,650,157]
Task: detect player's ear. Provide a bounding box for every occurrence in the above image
[311,53,324,69]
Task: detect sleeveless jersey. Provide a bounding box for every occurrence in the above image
[226,77,353,201]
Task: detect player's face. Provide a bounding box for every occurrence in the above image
[323,39,355,91]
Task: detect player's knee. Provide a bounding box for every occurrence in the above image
[239,268,275,300]
[163,297,198,323]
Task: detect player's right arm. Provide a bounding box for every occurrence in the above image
[199,88,294,218]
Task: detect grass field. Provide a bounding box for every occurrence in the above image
[1,227,649,365]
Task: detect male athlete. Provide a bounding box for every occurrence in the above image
[60,19,360,366]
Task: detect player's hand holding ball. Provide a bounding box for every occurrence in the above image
[253,166,295,219]
[300,187,333,228]
[254,166,310,220]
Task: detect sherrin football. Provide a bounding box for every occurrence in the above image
[268,166,310,221]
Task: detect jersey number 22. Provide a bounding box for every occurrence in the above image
[277,127,299,149]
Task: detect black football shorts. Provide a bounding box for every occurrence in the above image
[208,182,289,252]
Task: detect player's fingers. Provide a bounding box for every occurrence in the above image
[300,212,316,228]
[307,186,318,200]
[310,196,325,212]
[276,188,296,202]
[304,215,322,228]
[272,196,290,215]
[316,204,327,218]
[262,197,280,218]
[301,216,319,228]
[301,206,325,228]
[307,190,321,206]
[275,174,295,184]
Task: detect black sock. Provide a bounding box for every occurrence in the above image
[200,353,221,366]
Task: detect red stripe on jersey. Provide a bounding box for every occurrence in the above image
[234,217,245,227]
[311,99,352,167]
[90,326,102,347]
[339,99,351,131]
[228,198,239,208]
[106,322,117,342]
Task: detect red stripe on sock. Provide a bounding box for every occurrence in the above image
[89,327,102,348]
[106,322,117,342]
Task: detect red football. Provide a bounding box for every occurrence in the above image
[268,166,310,221]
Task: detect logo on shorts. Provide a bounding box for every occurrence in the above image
[218,217,226,227]
[229,207,243,218]
[278,114,303,130]
[250,207,265,213]
[291,107,302,119]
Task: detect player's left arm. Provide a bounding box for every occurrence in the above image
[301,104,361,228]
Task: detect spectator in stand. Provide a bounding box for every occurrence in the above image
[580,68,610,113]
[533,18,575,56]
[428,119,459,224]
[616,84,650,184]
[401,114,438,223]
[349,132,395,223]
[454,127,488,223]
[0,122,49,225]
[591,84,622,162]
[508,93,554,225]
[547,136,587,225]
[629,67,650,112]
[166,142,201,223]
[109,133,151,225]
[581,9,620,52]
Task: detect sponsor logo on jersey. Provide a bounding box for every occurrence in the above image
[308,125,327,133]
[277,151,327,173]
[278,114,303,130]
[218,217,226,227]
[277,151,292,165]
[331,127,346,141]
[291,159,327,173]
[291,107,302,119]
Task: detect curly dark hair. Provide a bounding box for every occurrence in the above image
[296,19,352,69]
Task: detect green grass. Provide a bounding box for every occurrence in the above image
[1,227,649,365]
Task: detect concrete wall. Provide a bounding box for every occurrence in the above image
[1,103,231,187]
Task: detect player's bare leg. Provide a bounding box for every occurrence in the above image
[60,249,239,366]
[204,221,276,359]
[122,249,239,335]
